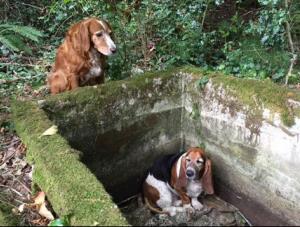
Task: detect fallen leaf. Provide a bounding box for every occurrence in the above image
[39,125,58,138]
[28,191,55,221]
[18,203,25,213]
[38,202,54,220]
[34,191,45,205]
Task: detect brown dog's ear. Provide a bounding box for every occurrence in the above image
[201,159,214,195]
[175,156,187,190]
[71,21,90,55]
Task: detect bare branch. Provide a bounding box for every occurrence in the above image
[284,0,298,85]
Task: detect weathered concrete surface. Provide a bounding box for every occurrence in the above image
[13,66,300,226]
[42,71,184,202]
[181,72,300,225]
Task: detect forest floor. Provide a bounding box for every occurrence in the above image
[0,83,52,226]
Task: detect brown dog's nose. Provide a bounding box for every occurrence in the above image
[111,47,117,53]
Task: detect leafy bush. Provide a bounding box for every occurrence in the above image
[0,23,43,54]
[0,0,299,95]
[218,38,290,82]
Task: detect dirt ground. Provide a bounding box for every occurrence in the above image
[120,194,250,226]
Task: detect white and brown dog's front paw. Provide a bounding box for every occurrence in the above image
[173,199,182,207]
[183,203,195,214]
[191,198,203,211]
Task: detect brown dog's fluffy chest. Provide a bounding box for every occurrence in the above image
[80,48,105,84]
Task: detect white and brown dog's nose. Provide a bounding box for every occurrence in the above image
[186,169,195,178]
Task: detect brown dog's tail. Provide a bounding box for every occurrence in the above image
[144,197,168,215]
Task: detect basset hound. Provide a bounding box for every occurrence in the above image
[47,17,117,94]
[143,147,214,216]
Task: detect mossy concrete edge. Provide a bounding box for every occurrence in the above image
[0,203,21,226]
[181,66,300,127]
[11,100,128,226]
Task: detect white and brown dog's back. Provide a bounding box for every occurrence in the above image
[143,147,214,216]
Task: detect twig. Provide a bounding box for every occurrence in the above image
[16,179,32,195]
[237,210,252,226]
[0,78,22,85]
[53,14,75,37]
[0,150,15,166]
[0,197,18,208]
[117,194,139,206]
[0,184,24,197]
[284,0,298,85]
[17,2,44,11]
[201,0,211,29]
[0,62,38,67]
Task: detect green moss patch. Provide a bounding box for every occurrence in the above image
[0,203,21,226]
[11,101,128,226]
[180,66,300,127]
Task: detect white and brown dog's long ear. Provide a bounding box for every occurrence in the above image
[175,156,187,190]
[201,159,214,194]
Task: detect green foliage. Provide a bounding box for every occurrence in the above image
[38,0,232,80]
[246,1,287,47]
[0,0,299,97]
[197,76,209,89]
[217,38,291,82]
[0,23,43,54]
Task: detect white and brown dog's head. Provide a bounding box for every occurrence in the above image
[176,147,214,195]
[143,147,214,216]
[68,17,117,56]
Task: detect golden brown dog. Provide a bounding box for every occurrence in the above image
[143,147,214,216]
[47,17,116,94]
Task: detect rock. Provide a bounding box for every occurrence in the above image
[216,212,236,226]
[173,210,192,224]
[192,215,213,226]
[203,195,237,213]
[157,214,175,226]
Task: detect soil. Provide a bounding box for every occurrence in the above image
[119,194,250,226]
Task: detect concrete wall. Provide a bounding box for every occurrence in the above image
[181,74,300,225]
[39,67,300,225]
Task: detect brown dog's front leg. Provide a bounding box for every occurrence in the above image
[69,74,79,90]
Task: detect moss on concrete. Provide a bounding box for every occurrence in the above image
[11,101,128,226]
[45,67,180,107]
[180,66,300,127]
[10,65,300,226]
[0,203,21,226]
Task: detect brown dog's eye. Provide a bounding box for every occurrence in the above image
[96,32,103,37]
[186,158,191,162]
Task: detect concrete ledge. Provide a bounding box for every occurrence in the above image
[12,101,128,226]
[11,66,300,226]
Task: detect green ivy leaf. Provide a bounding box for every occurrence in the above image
[196,76,209,89]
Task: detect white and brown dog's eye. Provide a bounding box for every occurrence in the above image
[186,158,191,162]
[197,159,203,164]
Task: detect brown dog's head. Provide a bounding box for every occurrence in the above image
[177,147,214,194]
[68,17,116,56]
